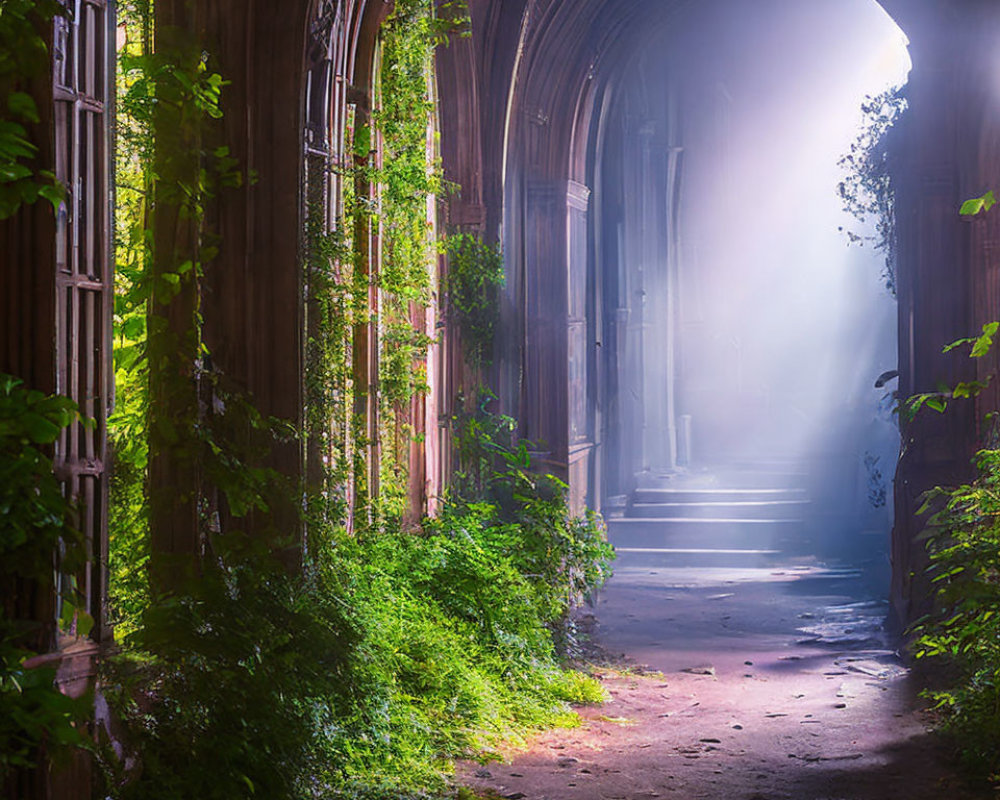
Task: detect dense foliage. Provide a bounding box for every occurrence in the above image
[444,234,505,367]
[99,474,610,799]
[95,0,614,798]
[914,446,1000,780]
[0,376,89,779]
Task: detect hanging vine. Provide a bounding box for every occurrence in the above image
[367,0,459,521]
[837,86,907,294]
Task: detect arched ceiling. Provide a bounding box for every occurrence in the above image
[485,0,911,188]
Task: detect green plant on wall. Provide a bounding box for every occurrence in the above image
[0,0,65,219]
[908,190,1000,783]
[95,0,616,796]
[366,0,462,522]
[0,375,90,778]
[303,208,356,534]
[444,232,505,367]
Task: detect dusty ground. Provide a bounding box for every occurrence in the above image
[458,559,995,800]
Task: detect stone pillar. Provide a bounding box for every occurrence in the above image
[523,178,569,473]
[886,0,997,627]
[637,124,682,477]
[567,179,592,513]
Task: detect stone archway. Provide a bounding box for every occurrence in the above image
[440,0,1000,624]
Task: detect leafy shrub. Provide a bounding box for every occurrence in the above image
[907,295,1000,781]
[913,446,1000,779]
[449,394,615,630]
[0,374,90,778]
[99,547,359,800]
[101,511,608,800]
[326,520,605,796]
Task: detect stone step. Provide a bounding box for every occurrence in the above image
[636,470,809,491]
[612,546,783,568]
[723,458,807,471]
[607,517,801,552]
[628,499,810,520]
[711,471,810,489]
[633,487,808,505]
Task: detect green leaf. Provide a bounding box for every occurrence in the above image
[21,411,61,443]
[7,92,40,123]
[37,182,64,212]
[971,321,999,357]
[943,336,974,353]
[120,315,146,340]
[926,396,948,413]
[960,190,996,216]
[0,162,32,183]
[952,378,991,399]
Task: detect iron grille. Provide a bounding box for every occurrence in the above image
[52,0,113,643]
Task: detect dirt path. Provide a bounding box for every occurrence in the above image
[459,561,992,800]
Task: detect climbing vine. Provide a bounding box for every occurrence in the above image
[837,86,907,294]
[443,233,505,367]
[366,0,449,520]
[94,0,615,797]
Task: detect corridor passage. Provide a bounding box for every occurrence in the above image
[460,560,989,800]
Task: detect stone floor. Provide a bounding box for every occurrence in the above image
[458,560,992,800]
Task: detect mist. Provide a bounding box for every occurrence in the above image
[600,0,909,563]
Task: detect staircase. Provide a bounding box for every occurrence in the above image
[607,464,812,567]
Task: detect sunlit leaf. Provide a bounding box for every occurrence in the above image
[960,190,997,216]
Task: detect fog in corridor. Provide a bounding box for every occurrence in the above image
[601,0,910,551]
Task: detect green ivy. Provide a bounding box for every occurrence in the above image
[0,374,90,778]
[444,233,505,367]
[370,0,439,520]
[99,3,614,798]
